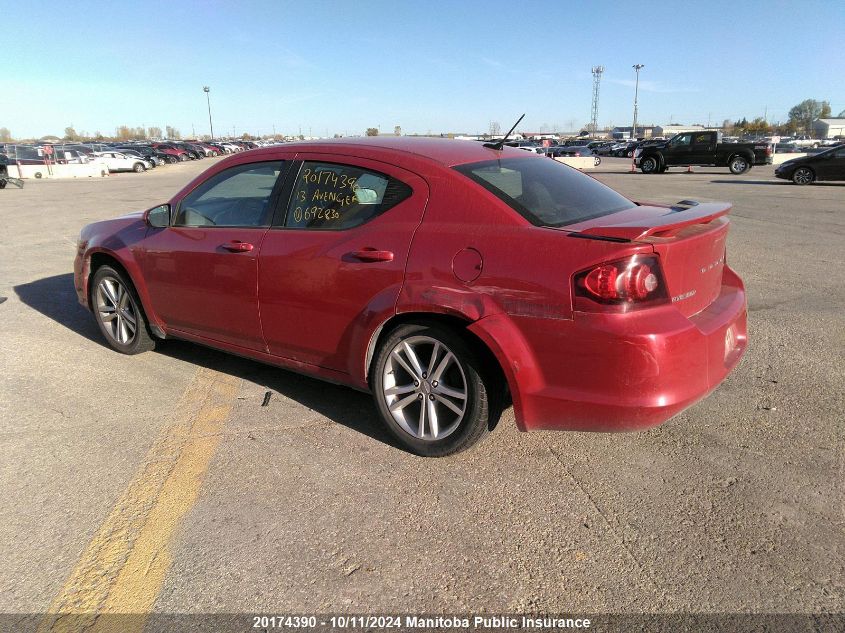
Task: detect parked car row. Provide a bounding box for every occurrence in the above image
[0,139,267,175]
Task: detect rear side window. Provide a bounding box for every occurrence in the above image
[454,157,631,227]
[284,161,412,230]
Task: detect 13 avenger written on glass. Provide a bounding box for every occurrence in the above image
[285,161,412,230]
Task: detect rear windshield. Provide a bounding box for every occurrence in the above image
[454,157,632,227]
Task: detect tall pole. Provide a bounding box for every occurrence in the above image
[590,66,604,136]
[632,64,644,140]
[203,86,214,139]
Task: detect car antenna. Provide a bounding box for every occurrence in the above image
[484,114,525,150]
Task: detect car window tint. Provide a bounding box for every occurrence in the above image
[674,134,692,146]
[284,161,412,230]
[174,161,284,227]
[455,157,631,227]
[835,149,845,158]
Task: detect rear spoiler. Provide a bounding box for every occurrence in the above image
[577,200,732,241]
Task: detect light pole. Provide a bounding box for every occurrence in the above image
[203,86,214,139]
[631,64,644,140]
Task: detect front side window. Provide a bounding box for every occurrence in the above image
[174,161,285,227]
[284,161,412,230]
[672,134,693,146]
[454,157,631,227]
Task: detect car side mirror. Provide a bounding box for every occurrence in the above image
[145,204,170,228]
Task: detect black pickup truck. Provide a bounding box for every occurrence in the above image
[634,131,772,174]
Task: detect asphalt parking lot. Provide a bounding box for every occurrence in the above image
[1,156,842,626]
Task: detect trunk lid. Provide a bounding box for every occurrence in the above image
[567,201,731,317]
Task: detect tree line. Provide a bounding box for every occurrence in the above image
[0,124,183,143]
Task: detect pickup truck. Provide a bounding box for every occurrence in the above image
[634,131,772,174]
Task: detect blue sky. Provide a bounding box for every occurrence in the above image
[3,0,844,139]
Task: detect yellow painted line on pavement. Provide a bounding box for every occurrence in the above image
[38,367,241,633]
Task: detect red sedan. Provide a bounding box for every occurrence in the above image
[73,138,747,456]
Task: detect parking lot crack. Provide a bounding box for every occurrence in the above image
[548,446,663,600]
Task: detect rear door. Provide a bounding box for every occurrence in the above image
[141,160,288,350]
[258,155,428,371]
[689,133,716,165]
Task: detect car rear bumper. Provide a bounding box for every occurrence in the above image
[476,266,747,433]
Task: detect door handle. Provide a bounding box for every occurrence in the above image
[221,241,254,252]
[350,248,394,262]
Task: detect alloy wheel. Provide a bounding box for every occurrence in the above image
[96,277,138,345]
[793,167,814,185]
[382,335,468,441]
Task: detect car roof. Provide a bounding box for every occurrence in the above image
[252,136,536,168]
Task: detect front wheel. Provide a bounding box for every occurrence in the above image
[91,265,156,354]
[372,323,501,457]
[640,156,658,174]
[594,156,601,166]
[728,155,750,174]
[792,166,815,185]
[167,156,178,164]
[133,162,145,173]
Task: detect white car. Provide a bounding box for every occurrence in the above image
[91,151,151,173]
[790,135,821,149]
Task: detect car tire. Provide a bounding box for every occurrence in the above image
[179,154,188,162]
[640,156,658,174]
[0,180,6,189]
[167,156,177,164]
[211,151,218,157]
[792,166,815,185]
[728,155,750,174]
[594,156,601,166]
[91,265,157,355]
[626,150,634,158]
[133,162,145,173]
[371,322,502,457]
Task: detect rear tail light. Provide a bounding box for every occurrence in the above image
[766,145,772,156]
[573,255,668,312]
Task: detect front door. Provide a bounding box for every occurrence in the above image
[816,147,845,181]
[665,133,693,166]
[141,160,287,350]
[258,155,428,372]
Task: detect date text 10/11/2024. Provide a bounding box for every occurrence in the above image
[251,615,593,629]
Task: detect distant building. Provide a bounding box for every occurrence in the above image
[653,124,709,137]
[813,118,845,139]
[611,126,657,139]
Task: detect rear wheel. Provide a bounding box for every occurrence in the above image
[792,166,815,185]
[728,155,750,174]
[179,154,188,162]
[372,323,501,457]
[640,156,658,173]
[167,156,177,164]
[91,265,156,354]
